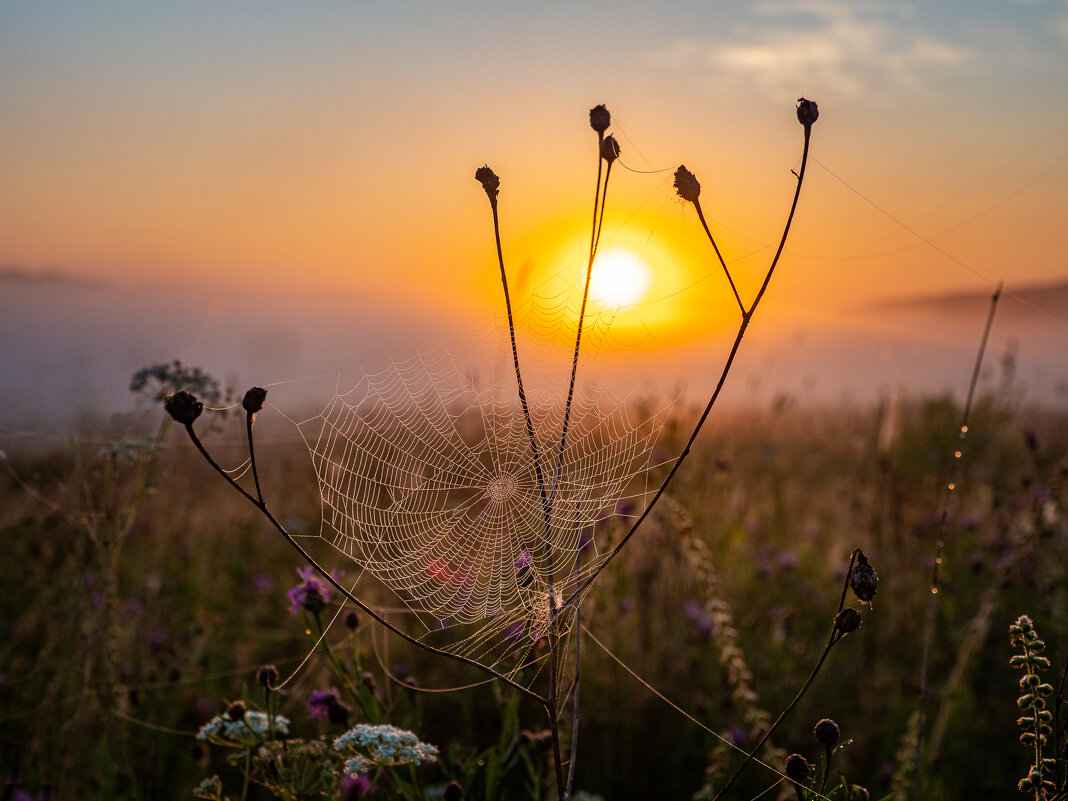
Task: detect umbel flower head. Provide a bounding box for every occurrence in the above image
[334,723,438,777]
[589,104,611,134]
[673,165,701,204]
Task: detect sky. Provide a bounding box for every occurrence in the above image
[2,1,1068,422]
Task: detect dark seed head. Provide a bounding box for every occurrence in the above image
[345,610,361,630]
[673,165,701,203]
[164,390,203,425]
[475,165,500,203]
[242,387,267,415]
[835,607,862,634]
[600,135,620,164]
[849,551,878,602]
[257,665,279,688]
[796,97,819,128]
[361,671,377,693]
[589,104,611,135]
[785,753,811,784]
[813,718,840,746]
[327,698,351,726]
[444,780,464,801]
[226,700,246,721]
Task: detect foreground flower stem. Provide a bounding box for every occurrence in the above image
[711,549,859,801]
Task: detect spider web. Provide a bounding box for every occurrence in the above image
[295,288,673,675]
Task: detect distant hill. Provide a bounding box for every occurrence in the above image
[863,278,1068,321]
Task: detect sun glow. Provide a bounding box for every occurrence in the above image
[589,249,651,307]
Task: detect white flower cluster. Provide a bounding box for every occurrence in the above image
[333,724,438,775]
[196,711,289,746]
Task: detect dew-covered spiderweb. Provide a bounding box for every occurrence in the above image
[292,276,675,679]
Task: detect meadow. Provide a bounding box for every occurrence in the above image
[1,365,1065,799]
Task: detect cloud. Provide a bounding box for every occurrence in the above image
[648,1,971,97]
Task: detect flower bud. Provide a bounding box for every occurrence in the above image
[797,97,819,128]
[164,390,203,425]
[813,718,840,746]
[242,387,267,415]
[673,165,701,203]
[226,700,246,721]
[785,753,811,784]
[600,135,620,164]
[835,607,862,634]
[589,104,611,135]
[475,165,500,203]
[849,551,878,603]
[257,665,280,688]
[361,671,377,693]
[345,611,361,630]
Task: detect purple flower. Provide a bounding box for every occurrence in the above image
[777,550,798,569]
[125,599,144,616]
[149,628,168,648]
[251,572,273,594]
[307,687,351,725]
[287,565,340,615]
[683,600,715,635]
[342,772,376,797]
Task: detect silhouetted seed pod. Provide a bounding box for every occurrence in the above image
[600,135,620,163]
[785,753,811,784]
[164,390,203,425]
[345,611,361,630]
[226,700,247,721]
[796,97,819,128]
[849,551,878,602]
[589,104,611,134]
[673,165,701,203]
[813,718,840,746]
[327,698,350,726]
[444,781,464,801]
[474,165,500,202]
[243,386,267,415]
[361,672,377,693]
[257,665,280,688]
[835,607,862,634]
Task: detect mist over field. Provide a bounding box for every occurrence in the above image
[2,269,1065,435]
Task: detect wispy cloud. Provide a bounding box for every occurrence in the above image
[649,1,971,97]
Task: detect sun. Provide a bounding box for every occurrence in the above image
[589,249,651,307]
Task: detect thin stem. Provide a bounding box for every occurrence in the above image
[182,421,548,707]
[692,199,744,316]
[246,414,264,504]
[560,122,813,615]
[911,282,1002,800]
[565,607,581,798]
[712,549,858,801]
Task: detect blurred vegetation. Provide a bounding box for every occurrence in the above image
[2,376,1067,800]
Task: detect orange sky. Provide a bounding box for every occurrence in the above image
[2,2,1067,382]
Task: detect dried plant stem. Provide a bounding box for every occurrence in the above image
[562,123,813,613]
[712,549,859,801]
[180,421,547,707]
[911,282,1002,800]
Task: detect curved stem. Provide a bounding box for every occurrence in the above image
[182,422,548,707]
[692,199,744,316]
[560,122,814,615]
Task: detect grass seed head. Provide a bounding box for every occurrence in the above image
[813,718,840,746]
[835,607,862,634]
[785,753,811,784]
[849,551,878,603]
[257,665,279,688]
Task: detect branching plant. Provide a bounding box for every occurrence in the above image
[164,99,844,800]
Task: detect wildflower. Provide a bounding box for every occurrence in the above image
[796,97,819,128]
[192,775,223,800]
[600,134,620,163]
[673,166,701,203]
[849,551,878,603]
[242,386,267,416]
[197,710,289,747]
[475,165,500,204]
[813,718,840,746]
[257,665,279,688]
[334,723,438,775]
[361,672,377,693]
[287,565,337,615]
[835,607,862,634]
[589,104,610,134]
[163,390,202,425]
